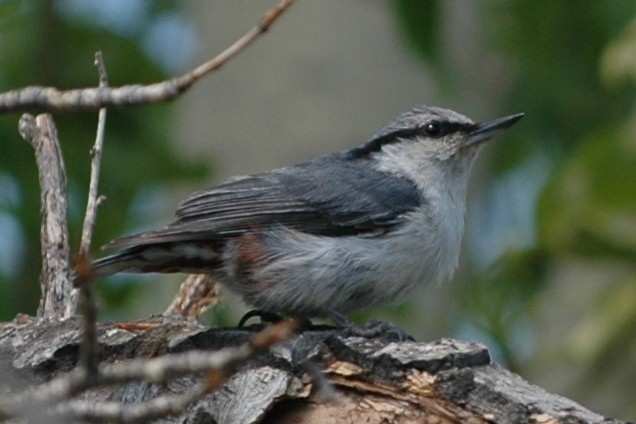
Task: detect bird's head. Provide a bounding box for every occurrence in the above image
[350,105,523,191]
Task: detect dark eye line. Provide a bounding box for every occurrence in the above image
[347,122,468,159]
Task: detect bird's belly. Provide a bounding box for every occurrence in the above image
[219,214,462,317]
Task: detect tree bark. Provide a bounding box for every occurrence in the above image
[0,316,624,424]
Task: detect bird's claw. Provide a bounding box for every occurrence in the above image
[237,309,284,327]
[330,311,415,342]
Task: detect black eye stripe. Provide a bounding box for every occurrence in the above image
[347,122,469,158]
[426,122,466,136]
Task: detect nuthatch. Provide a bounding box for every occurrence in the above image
[91,105,523,322]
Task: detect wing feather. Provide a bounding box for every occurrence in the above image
[105,153,423,249]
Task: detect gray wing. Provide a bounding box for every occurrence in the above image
[105,153,423,249]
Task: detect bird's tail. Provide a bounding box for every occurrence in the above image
[89,247,147,279]
[83,243,221,282]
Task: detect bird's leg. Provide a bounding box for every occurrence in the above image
[329,311,415,342]
[237,309,312,329]
[237,309,284,327]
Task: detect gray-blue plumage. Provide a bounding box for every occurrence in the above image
[91,105,523,317]
[106,151,423,248]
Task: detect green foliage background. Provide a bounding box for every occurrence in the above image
[395,0,636,418]
[0,1,208,317]
[0,0,634,420]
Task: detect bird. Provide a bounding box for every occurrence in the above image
[89,105,523,323]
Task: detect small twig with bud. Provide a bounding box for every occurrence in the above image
[79,51,109,259]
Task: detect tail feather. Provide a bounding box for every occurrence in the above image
[89,242,222,280]
[89,246,148,278]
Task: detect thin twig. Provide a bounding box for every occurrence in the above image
[53,383,211,423]
[76,51,111,376]
[184,0,294,81]
[0,0,295,114]
[79,51,109,256]
[19,114,73,319]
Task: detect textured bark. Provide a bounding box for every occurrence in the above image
[18,114,73,319]
[0,316,625,424]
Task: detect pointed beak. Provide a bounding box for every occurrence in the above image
[464,112,524,148]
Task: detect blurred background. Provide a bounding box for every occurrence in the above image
[1,0,635,419]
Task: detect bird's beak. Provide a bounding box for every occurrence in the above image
[464,113,524,148]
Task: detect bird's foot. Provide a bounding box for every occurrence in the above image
[330,311,415,342]
[237,309,284,327]
[238,309,312,329]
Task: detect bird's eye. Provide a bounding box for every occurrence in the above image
[423,122,442,137]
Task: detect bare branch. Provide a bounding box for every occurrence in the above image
[73,51,112,377]
[19,114,72,319]
[185,0,294,80]
[79,51,109,257]
[164,274,221,319]
[54,384,211,423]
[0,0,295,114]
